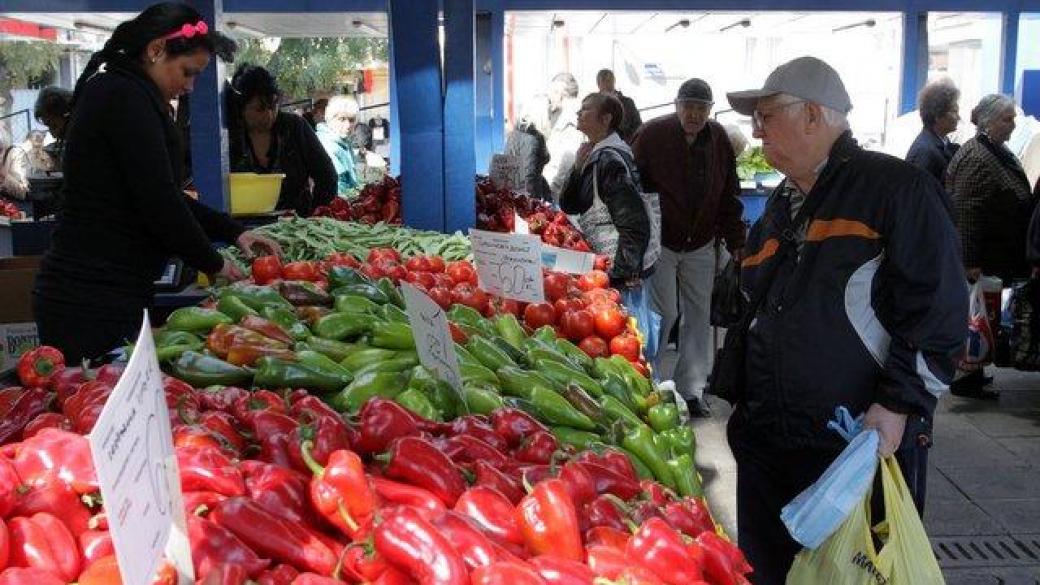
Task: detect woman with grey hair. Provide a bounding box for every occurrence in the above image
[947,94,1034,398]
[0,127,30,200]
[316,95,361,195]
[906,78,961,182]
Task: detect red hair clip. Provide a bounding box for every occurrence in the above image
[163,20,209,41]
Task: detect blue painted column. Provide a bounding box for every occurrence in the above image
[491,9,506,152]
[443,0,477,232]
[474,12,494,173]
[388,0,444,231]
[1001,11,1020,97]
[189,0,230,212]
[388,36,401,176]
[899,11,928,115]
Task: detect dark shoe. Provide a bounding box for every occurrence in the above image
[686,397,712,418]
[950,371,999,399]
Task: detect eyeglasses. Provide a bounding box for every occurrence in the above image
[751,100,806,130]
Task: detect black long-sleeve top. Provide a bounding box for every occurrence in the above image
[34,61,243,318]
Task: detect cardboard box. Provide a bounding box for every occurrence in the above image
[0,256,40,324]
[0,322,39,372]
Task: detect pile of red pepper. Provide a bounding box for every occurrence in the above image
[0,200,24,221]
[475,179,595,254]
[0,345,751,585]
[312,177,402,226]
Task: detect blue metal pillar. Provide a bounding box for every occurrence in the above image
[443,0,477,233]
[491,9,506,152]
[474,12,494,173]
[388,0,445,231]
[388,37,401,176]
[189,0,230,212]
[1001,11,1020,97]
[899,11,928,115]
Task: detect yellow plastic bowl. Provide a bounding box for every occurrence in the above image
[229,172,284,215]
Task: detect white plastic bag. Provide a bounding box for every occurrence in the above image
[962,279,996,367]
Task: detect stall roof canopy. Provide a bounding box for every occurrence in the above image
[508,10,905,35]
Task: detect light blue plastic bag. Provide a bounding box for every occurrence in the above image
[621,286,662,363]
[781,407,879,550]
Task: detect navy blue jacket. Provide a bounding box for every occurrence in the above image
[905,128,957,185]
[731,132,967,452]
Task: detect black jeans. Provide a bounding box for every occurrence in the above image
[728,421,929,585]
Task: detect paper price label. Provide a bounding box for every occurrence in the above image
[514,213,530,235]
[489,154,522,190]
[401,282,463,392]
[541,245,597,275]
[470,229,545,304]
[89,313,192,585]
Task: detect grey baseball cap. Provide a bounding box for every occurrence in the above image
[726,56,852,116]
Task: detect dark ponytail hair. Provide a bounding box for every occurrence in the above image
[72,2,236,104]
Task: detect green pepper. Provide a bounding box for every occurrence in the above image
[621,424,677,490]
[493,314,526,349]
[527,347,581,371]
[395,388,441,421]
[260,306,311,341]
[532,325,558,344]
[295,336,359,362]
[165,307,233,334]
[501,396,542,420]
[466,336,516,371]
[330,371,406,413]
[528,385,597,431]
[416,378,462,420]
[592,357,623,380]
[600,372,641,413]
[560,383,608,427]
[376,278,405,308]
[551,426,602,450]
[370,321,416,350]
[659,426,697,460]
[168,351,253,387]
[378,303,410,324]
[156,343,197,363]
[461,363,499,386]
[554,338,594,372]
[647,403,681,433]
[217,295,259,322]
[448,305,496,337]
[220,283,293,311]
[537,359,604,398]
[254,357,352,393]
[454,343,480,368]
[314,312,373,341]
[340,348,403,372]
[491,337,529,367]
[617,446,656,480]
[296,350,355,380]
[462,383,504,415]
[328,266,369,289]
[334,294,381,314]
[354,355,420,377]
[495,366,543,399]
[667,454,703,497]
[609,355,652,396]
[600,395,645,429]
[154,329,203,348]
[330,283,389,305]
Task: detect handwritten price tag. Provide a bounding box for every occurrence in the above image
[401,282,463,392]
[541,245,597,275]
[89,313,192,585]
[489,154,523,190]
[470,229,545,304]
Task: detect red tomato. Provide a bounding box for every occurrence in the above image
[404,256,433,272]
[326,252,360,268]
[385,264,408,283]
[523,302,558,329]
[446,261,478,285]
[594,255,611,272]
[282,261,320,282]
[543,272,572,301]
[577,270,610,291]
[578,335,610,358]
[563,309,595,341]
[606,288,621,304]
[251,255,282,284]
[359,262,385,280]
[367,247,401,264]
[583,289,616,308]
[610,334,641,362]
[485,297,522,318]
[427,286,452,310]
[594,306,628,339]
[432,272,455,289]
[404,271,437,289]
[427,256,446,273]
[451,283,489,313]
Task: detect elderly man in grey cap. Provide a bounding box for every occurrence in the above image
[631,79,746,418]
[719,56,966,583]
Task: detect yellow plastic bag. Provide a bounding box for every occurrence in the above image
[786,456,945,585]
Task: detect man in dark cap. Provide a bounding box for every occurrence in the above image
[723,56,966,583]
[631,78,746,418]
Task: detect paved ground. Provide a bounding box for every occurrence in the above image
[674,355,1040,583]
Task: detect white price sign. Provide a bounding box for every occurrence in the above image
[489,154,522,190]
[469,229,545,304]
[89,314,192,585]
[541,245,598,275]
[514,212,530,235]
[401,282,463,392]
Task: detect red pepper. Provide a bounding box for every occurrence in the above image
[372,567,414,585]
[473,460,524,504]
[209,497,337,576]
[16,347,64,388]
[198,411,249,454]
[440,435,511,468]
[640,480,675,507]
[78,529,114,564]
[182,490,228,516]
[13,428,98,494]
[490,409,549,448]
[0,388,52,445]
[300,444,377,539]
[528,555,595,584]
[0,567,64,585]
[174,424,229,454]
[256,564,300,585]
[516,479,582,562]
[240,460,312,524]
[471,562,546,585]
[585,545,627,579]
[62,381,112,434]
[197,386,250,413]
[453,486,524,547]
[341,545,391,582]
[585,526,630,551]
[10,480,91,537]
[513,431,559,465]
[449,416,510,452]
[21,413,72,439]
[378,437,467,506]
[506,464,555,488]
[164,376,201,425]
[252,411,300,469]
[93,364,125,386]
[227,344,297,367]
[695,531,750,583]
[199,562,251,585]
[371,477,447,522]
[355,398,421,455]
[580,462,642,501]
[625,517,704,584]
[239,315,295,345]
[8,512,81,581]
[288,397,352,471]
[188,514,271,578]
[232,390,288,427]
[584,495,630,532]
[433,511,503,570]
[292,574,341,585]
[615,566,667,585]
[680,498,716,537]
[557,461,596,507]
[176,445,245,496]
[49,367,86,407]
[629,501,663,526]
[373,506,469,585]
[662,501,712,538]
[0,457,20,518]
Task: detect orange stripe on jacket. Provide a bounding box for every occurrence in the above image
[741,239,779,268]
[806,219,880,242]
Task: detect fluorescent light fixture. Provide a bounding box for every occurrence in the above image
[226,21,265,38]
[719,18,750,32]
[73,20,114,34]
[665,19,691,33]
[352,20,382,36]
[832,18,876,32]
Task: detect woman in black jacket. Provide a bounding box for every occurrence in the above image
[560,93,652,287]
[227,65,337,216]
[33,2,279,362]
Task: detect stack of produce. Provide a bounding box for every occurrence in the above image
[475,179,595,253]
[312,177,401,225]
[0,201,24,220]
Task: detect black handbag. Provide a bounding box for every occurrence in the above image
[710,257,746,328]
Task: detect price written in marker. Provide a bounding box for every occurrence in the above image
[400,282,463,394]
[469,229,545,304]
